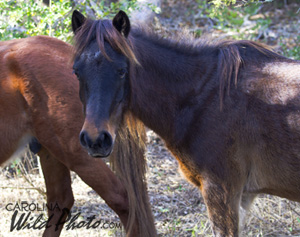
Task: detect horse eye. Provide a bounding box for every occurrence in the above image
[118,68,127,78]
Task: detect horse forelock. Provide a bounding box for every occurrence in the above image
[73,18,139,65]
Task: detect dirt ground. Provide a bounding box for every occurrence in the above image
[1,1,300,236]
[1,130,300,236]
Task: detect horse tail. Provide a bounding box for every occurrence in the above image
[110,112,156,236]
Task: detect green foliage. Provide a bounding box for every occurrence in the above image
[0,0,140,42]
[209,0,237,8]
[210,0,273,9]
[280,36,300,60]
[196,0,299,60]
[198,0,267,35]
[0,0,72,41]
[76,0,138,18]
[185,224,199,236]
[212,7,245,29]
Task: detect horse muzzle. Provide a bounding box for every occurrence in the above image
[79,130,113,158]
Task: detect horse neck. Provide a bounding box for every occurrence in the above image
[128,32,216,143]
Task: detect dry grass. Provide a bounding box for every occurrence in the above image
[146,131,300,236]
[1,131,300,236]
[0,152,123,237]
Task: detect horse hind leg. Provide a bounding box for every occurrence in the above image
[239,193,256,232]
[38,147,74,237]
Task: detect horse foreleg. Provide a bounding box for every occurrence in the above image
[201,178,242,237]
[38,148,74,237]
[69,153,137,235]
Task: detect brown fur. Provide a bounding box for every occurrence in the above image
[0,36,155,236]
[72,11,300,236]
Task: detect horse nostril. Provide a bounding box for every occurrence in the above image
[80,130,113,157]
[98,131,112,149]
[79,131,88,147]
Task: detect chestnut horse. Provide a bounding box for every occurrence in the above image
[0,36,156,236]
[72,10,300,236]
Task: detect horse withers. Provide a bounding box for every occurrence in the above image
[0,35,155,236]
[72,10,300,236]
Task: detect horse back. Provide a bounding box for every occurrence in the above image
[0,36,82,157]
[0,36,73,93]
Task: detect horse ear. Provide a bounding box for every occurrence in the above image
[72,10,86,34]
[112,10,130,38]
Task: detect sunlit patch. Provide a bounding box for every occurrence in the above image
[1,133,33,168]
[244,62,300,105]
[94,51,101,59]
[286,112,300,131]
[80,51,102,61]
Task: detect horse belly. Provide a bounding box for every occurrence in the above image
[243,137,300,201]
[1,133,34,167]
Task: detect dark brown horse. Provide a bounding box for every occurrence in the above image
[72,10,300,236]
[0,35,156,236]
